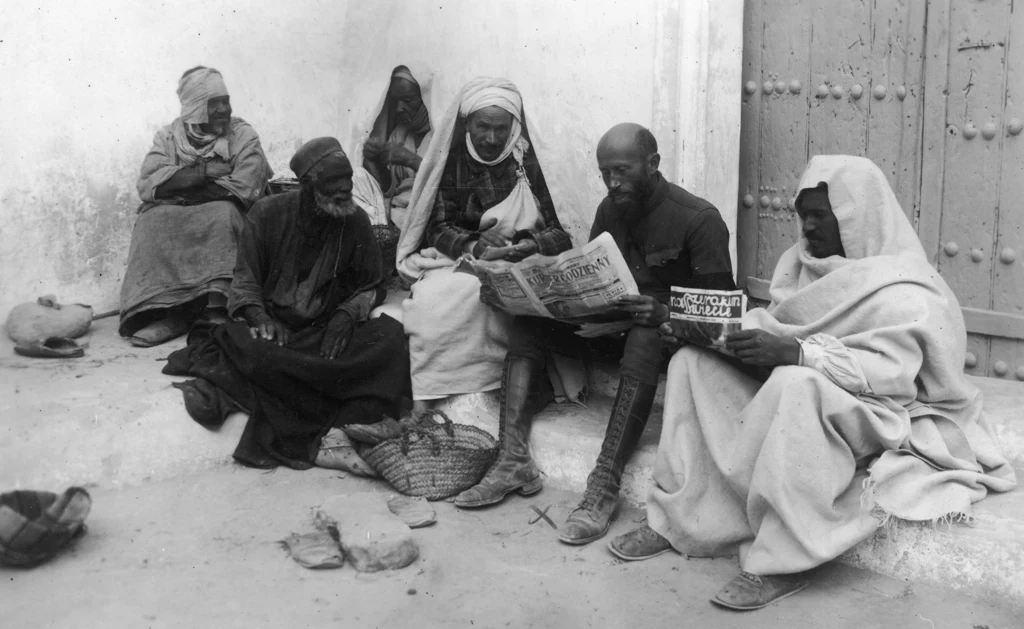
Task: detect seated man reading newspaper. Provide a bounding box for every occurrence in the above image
[607,155,1016,611]
[453,123,736,547]
[394,77,573,413]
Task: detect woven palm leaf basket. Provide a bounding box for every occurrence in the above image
[364,411,498,501]
[0,487,92,568]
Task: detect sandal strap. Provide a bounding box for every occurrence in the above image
[739,572,763,587]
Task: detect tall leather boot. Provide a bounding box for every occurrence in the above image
[454,356,546,508]
[559,377,657,545]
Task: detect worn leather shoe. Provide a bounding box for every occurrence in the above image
[453,460,543,508]
[559,493,617,545]
[129,312,192,347]
[455,356,545,508]
[607,525,675,561]
[343,417,405,445]
[710,571,810,611]
[559,466,619,545]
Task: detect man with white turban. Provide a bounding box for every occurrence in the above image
[119,66,272,347]
[608,155,1016,611]
[395,77,573,407]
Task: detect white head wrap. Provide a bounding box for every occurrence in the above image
[396,77,538,272]
[459,86,525,166]
[176,68,229,125]
[740,155,1017,526]
[778,155,927,295]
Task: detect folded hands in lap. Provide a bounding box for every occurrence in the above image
[472,217,538,262]
[204,161,233,179]
[364,139,419,169]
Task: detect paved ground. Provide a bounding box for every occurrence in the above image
[4,466,1017,629]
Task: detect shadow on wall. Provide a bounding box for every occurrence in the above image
[0,0,682,322]
[0,137,143,318]
[0,0,359,320]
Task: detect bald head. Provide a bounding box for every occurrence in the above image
[597,123,658,161]
[597,123,661,213]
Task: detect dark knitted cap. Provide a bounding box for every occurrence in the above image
[290,137,350,179]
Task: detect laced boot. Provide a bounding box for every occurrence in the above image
[454,356,546,508]
[560,377,657,545]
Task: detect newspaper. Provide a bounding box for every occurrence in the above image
[669,287,747,349]
[455,232,639,325]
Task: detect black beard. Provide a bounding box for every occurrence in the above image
[619,200,644,220]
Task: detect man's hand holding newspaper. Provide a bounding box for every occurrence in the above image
[659,287,749,358]
[459,232,641,336]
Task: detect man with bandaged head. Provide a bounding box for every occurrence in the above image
[163,138,410,474]
[120,66,272,347]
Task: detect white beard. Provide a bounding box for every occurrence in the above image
[314,189,357,218]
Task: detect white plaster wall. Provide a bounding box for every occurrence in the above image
[332,0,660,247]
[0,0,357,323]
[0,0,741,325]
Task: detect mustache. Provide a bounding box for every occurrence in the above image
[609,190,640,202]
[316,202,356,219]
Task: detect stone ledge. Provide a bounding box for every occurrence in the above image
[2,317,1022,609]
[435,386,1024,610]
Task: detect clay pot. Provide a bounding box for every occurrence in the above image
[5,295,93,345]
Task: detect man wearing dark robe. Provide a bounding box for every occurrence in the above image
[164,138,409,473]
[455,123,736,546]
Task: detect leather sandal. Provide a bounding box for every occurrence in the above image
[710,571,810,611]
[607,525,675,561]
[14,337,85,359]
[129,313,191,347]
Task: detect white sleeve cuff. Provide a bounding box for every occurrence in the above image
[797,334,871,394]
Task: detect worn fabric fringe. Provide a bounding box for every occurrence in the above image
[859,475,976,540]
